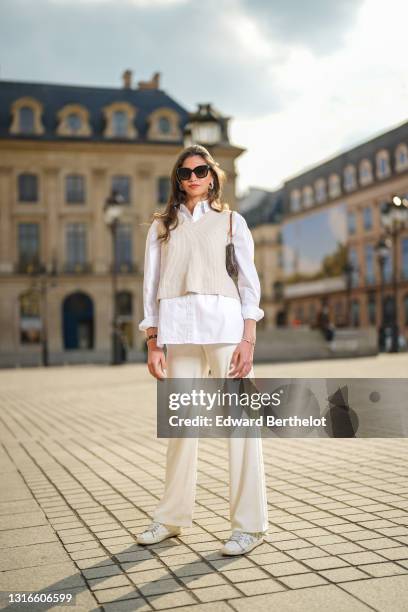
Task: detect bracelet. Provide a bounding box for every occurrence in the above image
[241,336,256,346]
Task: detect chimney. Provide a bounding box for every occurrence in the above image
[122,69,133,89]
[138,71,161,90]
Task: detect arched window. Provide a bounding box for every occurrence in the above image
[103,102,137,139]
[314,178,326,204]
[328,174,341,199]
[290,189,301,212]
[376,149,391,179]
[344,165,357,192]
[302,185,314,208]
[147,108,181,141]
[158,116,171,134]
[10,97,44,135]
[56,104,92,137]
[19,107,35,134]
[112,111,128,137]
[359,159,373,186]
[395,143,408,173]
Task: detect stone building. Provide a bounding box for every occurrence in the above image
[0,71,243,366]
[242,121,408,339]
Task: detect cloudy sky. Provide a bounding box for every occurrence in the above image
[1,0,407,195]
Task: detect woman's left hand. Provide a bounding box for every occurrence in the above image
[228,340,254,378]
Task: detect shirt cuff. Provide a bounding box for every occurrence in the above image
[138,316,159,331]
[241,305,264,322]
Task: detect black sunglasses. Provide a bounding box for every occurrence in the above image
[176,164,210,181]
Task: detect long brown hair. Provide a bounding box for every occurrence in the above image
[152,145,229,243]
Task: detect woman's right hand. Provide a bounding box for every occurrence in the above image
[147,341,167,380]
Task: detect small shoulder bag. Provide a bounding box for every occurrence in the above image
[226,210,239,278]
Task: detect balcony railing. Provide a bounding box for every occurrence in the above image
[62,262,93,274]
[109,262,139,274]
[15,259,47,275]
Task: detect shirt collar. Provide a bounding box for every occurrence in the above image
[179,200,210,216]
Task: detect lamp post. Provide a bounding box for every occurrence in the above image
[104,190,125,365]
[342,260,354,326]
[375,238,391,351]
[28,256,58,367]
[379,196,408,352]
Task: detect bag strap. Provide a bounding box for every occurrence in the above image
[229,210,233,242]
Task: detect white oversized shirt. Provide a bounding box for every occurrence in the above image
[138,200,264,348]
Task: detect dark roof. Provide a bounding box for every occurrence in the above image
[285,119,408,192]
[242,188,284,228]
[0,79,190,143]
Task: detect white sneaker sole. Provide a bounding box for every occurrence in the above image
[221,536,264,556]
[137,530,180,545]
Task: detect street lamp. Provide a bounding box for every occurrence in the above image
[29,255,58,367]
[379,196,408,352]
[184,103,223,147]
[342,260,355,326]
[104,190,125,365]
[375,238,391,351]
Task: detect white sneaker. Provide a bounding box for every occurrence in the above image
[136,521,181,545]
[220,530,264,555]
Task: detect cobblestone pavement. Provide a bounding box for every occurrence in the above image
[0,354,408,612]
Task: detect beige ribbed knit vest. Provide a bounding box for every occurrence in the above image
[156,208,241,301]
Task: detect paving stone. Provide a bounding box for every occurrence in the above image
[138,578,183,596]
[94,585,140,604]
[264,560,310,577]
[209,557,255,571]
[0,542,69,571]
[122,559,164,573]
[228,584,372,611]
[82,564,123,579]
[0,561,85,591]
[376,547,408,561]
[179,573,227,589]
[342,574,408,611]
[173,562,213,577]
[103,599,151,611]
[319,567,370,582]
[0,525,58,549]
[339,551,386,565]
[194,584,241,602]
[289,547,330,560]
[88,573,132,590]
[147,591,197,610]
[234,578,285,596]
[280,572,328,588]
[304,556,349,570]
[221,567,268,583]
[362,562,408,577]
[357,538,398,550]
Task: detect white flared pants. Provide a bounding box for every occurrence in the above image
[153,343,269,533]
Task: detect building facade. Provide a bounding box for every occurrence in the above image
[0,71,243,366]
[243,121,408,340]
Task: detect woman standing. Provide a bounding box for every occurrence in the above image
[137,145,268,555]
